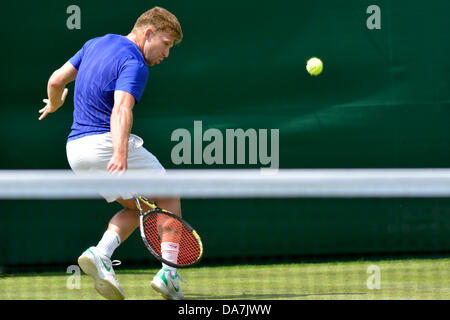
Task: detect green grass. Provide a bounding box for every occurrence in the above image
[1,257,449,300]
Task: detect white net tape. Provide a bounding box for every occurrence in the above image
[0,169,450,199]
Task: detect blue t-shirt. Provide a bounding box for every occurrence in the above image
[67,34,149,141]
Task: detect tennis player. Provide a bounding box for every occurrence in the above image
[39,7,185,300]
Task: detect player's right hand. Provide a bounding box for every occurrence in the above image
[39,88,69,120]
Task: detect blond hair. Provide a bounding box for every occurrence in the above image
[132,7,183,44]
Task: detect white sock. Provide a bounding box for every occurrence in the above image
[96,230,121,258]
[161,242,179,275]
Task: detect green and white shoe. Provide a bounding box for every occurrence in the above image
[151,268,186,300]
[77,246,125,300]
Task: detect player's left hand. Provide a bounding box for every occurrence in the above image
[107,152,128,175]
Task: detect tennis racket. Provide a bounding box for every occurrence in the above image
[134,195,203,268]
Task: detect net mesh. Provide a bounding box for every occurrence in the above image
[0,169,449,300]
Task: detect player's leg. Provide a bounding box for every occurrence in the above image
[137,196,186,300]
[150,197,182,269]
[68,135,126,299]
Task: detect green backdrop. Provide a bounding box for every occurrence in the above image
[1,0,449,266]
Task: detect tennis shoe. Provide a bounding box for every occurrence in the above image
[77,246,125,300]
[151,268,186,300]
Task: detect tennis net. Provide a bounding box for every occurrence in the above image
[0,169,449,300]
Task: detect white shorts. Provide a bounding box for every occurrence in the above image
[66,132,165,202]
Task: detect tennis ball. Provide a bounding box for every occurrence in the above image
[306,57,323,76]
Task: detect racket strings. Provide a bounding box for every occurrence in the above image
[143,212,201,266]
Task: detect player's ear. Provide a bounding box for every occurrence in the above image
[144,28,153,39]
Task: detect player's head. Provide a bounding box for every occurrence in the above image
[131,7,183,67]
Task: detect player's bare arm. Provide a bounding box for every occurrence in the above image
[39,61,77,120]
[107,90,135,174]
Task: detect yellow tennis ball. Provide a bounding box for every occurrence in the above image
[306,57,323,76]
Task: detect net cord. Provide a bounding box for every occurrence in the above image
[0,169,450,199]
